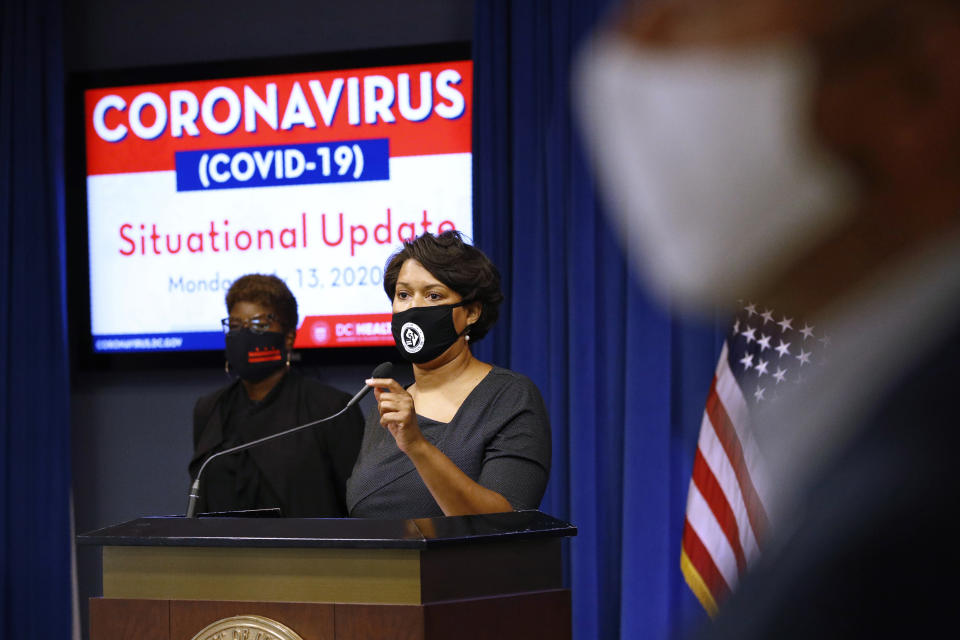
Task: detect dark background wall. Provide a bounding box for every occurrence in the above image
[64,0,472,71]
[66,2,472,637]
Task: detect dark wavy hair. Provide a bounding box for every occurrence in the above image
[225,274,298,335]
[383,231,504,342]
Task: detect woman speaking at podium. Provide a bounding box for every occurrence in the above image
[189,274,365,517]
[346,232,551,518]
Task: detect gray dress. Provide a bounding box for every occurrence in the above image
[346,367,551,518]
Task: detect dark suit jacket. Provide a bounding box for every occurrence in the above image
[693,322,960,638]
[190,369,364,517]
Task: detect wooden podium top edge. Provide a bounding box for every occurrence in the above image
[77,509,577,550]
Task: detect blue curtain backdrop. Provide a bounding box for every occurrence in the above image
[0,0,73,637]
[472,2,723,638]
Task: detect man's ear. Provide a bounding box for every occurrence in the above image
[285,330,296,351]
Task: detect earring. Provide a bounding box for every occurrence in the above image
[286,351,292,368]
[465,334,471,342]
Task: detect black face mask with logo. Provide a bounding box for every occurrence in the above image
[391,301,470,364]
[225,329,287,382]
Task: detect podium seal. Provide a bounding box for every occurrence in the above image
[190,614,304,640]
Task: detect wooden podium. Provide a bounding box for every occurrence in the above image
[77,510,576,640]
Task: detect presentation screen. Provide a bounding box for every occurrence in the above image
[81,51,472,354]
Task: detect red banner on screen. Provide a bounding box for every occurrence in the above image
[85,60,472,175]
[295,313,395,348]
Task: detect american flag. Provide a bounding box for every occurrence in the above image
[680,301,830,615]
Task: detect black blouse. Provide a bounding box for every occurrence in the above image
[190,369,364,517]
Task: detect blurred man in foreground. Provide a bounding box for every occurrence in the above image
[575,0,960,636]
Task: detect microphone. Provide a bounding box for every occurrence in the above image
[344,360,394,410]
[185,361,394,517]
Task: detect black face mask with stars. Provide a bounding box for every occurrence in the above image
[225,328,287,382]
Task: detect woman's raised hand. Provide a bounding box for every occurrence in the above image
[366,378,424,455]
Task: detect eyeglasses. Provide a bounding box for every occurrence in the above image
[221,313,277,335]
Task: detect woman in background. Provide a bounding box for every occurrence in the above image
[190,274,364,516]
[347,231,551,518]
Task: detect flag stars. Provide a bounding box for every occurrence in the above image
[755,359,769,376]
[754,385,766,402]
[775,339,791,358]
[760,309,774,325]
[777,316,793,333]
[745,303,757,317]
[797,349,812,365]
[773,367,787,384]
[739,352,755,371]
[741,327,757,344]
[800,323,815,340]
[818,334,832,347]
[757,334,772,352]
[732,318,741,334]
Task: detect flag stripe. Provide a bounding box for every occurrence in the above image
[716,348,771,510]
[697,412,761,560]
[686,482,739,590]
[692,448,747,574]
[681,518,731,604]
[705,375,769,543]
[248,349,282,362]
